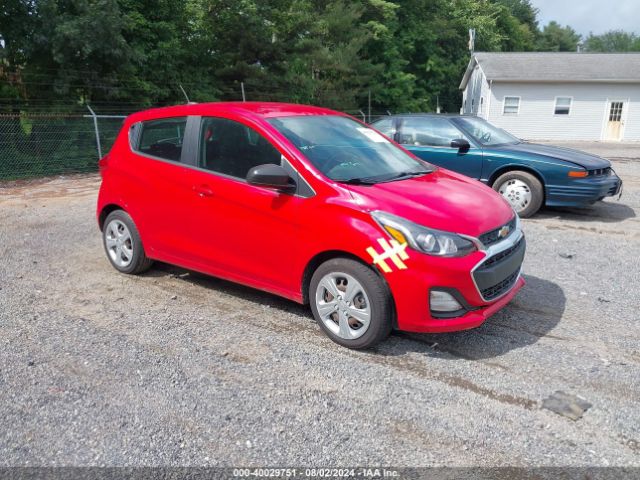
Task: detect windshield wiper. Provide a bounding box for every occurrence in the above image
[337,177,381,185]
[378,170,431,183]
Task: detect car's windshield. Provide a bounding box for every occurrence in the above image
[267,115,432,183]
[453,117,520,146]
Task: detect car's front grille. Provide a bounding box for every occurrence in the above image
[473,234,526,302]
[479,217,517,247]
[481,237,524,268]
[481,269,520,301]
[589,167,611,177]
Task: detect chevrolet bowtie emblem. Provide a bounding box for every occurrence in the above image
[498,226,510,238]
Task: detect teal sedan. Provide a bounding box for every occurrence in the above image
[371,115,622,217]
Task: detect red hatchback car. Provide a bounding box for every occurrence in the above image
[97,102,525,348]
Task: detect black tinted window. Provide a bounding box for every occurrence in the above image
[138,117,187,162]
[200,117,281,178]
[400,117,467,147]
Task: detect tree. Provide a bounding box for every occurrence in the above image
[536,21,581,52]
[585,30,640,52]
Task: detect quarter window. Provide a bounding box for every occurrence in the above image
[399,117,468,148]
[503,97,520,115]
[137,117,187,162]
[554,97,572,115]
[200,117,281,179]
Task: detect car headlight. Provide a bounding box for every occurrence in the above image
[371,211,477,257]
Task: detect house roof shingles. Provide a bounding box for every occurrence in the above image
[459,52,640,89]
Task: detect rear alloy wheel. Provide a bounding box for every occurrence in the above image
[102,210,153,274]
[493,170,544,218]
[310,258,392,349]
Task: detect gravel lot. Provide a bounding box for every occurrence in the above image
[1,145,639,467]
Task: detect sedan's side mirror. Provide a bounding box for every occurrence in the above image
[246,164,296,192]
[451,138,471,151]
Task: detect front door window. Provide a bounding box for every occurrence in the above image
[399,117,467,148]
[200,117,282,178]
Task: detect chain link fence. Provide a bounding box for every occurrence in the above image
[0,101,450,181]
[0,107,398,181]
[0,112,125,180]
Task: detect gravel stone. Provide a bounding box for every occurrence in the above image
[0,152,639,466]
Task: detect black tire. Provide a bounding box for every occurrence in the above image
[492,170,544,218]
[309,258,392,349]
[102,210,154,274]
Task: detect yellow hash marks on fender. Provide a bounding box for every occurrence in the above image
[366,238,410,273]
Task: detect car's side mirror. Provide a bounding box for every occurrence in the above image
[246,164,296,192]
[451,138,471,151]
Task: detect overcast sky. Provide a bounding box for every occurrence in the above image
[532,0,640,37]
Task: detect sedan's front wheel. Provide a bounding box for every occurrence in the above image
[493,170,544,218]
[310,258,392,349]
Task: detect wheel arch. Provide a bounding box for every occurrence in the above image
[98,203,127,231]
[301,249,398,328]
[488,165,546,203]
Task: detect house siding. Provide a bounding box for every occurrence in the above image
[462,64,491,118]
[484,82,640,141]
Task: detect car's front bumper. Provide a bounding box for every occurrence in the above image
[546,172,622,207]
[384,229,526,333]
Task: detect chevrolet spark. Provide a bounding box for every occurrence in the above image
[97,102,526,349]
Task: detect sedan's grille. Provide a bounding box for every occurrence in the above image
[481,269,520,301]
[589,167,611,177]
[481,238,524,268]
[479,217,516,247]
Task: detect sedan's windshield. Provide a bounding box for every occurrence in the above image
[453,117,520,146]
[267,115,432,183]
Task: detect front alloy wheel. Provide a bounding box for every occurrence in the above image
[315,272,372,340]
[309,258,392,349]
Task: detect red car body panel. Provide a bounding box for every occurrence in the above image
[98,102,524,333]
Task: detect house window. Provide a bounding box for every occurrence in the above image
[554,97,572,115]
[503,97,520,115]
[479,97,484,115]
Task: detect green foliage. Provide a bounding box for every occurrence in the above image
[585,30,640,52]
[0,0,636,116]
[536,21,581,52]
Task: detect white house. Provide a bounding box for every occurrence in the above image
[459,52,640,142]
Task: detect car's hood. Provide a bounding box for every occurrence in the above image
[345,169,514,238]
[491,142,610,170]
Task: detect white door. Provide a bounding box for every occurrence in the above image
[605,101,625,141]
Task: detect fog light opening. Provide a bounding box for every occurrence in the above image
[430,290,463,313]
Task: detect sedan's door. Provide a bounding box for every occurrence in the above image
[397,116,483,179]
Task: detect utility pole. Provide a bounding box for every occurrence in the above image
[468,29,476,54]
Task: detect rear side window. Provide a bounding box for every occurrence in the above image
[137,117,187,162]
[399,117,467,147]
[200,117,281,179]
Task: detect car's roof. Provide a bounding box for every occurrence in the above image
[128,102,343,122]
[373,113,473,121]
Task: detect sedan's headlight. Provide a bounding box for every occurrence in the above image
[371,211,477,257]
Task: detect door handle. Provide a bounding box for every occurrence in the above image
[193,184,214,198]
